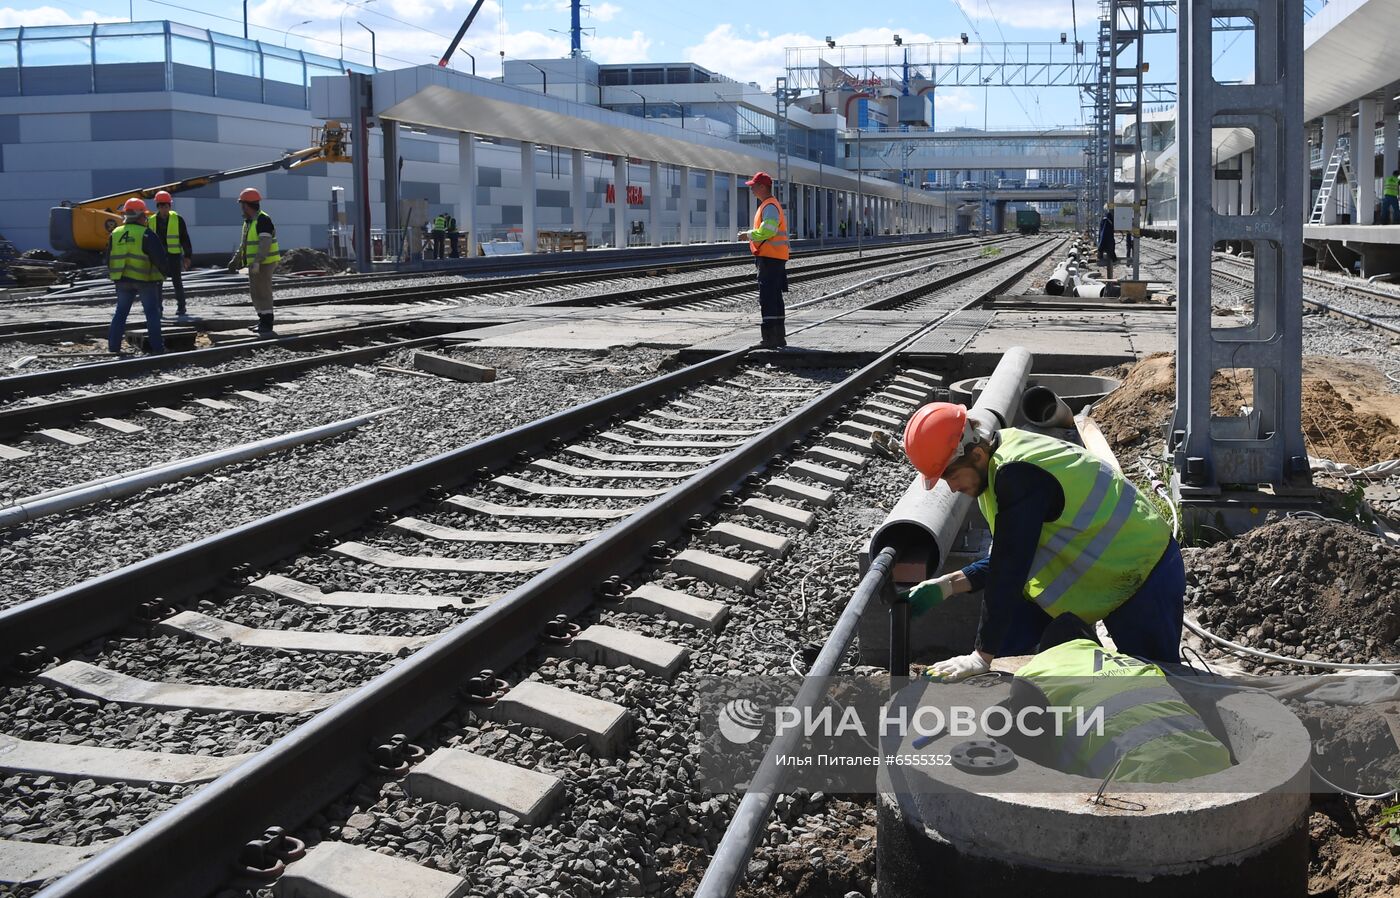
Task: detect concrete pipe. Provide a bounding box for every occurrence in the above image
[864,345,1032,588]
[876,676,1313,897]
[1045,265,1070,295]
[1021,385,1075,429]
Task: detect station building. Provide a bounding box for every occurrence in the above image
[0,21,956,257]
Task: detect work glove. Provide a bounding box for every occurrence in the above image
[923,652,991,683]
[901,578,951,617]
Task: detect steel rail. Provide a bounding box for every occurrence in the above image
[0,348,742,664]
[19,243,1055,898]
[8,233,942,307]
[0,321,463,400]
[694,547,897,898]
[0,335,441,438]
[1211,262,1400,336]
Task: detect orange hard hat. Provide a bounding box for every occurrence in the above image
[238,187,262,203]
[122,197,148,214]
[153,190,172,204]
[903,402,977,488]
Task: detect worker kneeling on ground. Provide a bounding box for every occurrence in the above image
[1008,613,1232,784]
[901,402,1185,680]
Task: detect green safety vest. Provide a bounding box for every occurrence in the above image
[240,211,281,266]
[154,210,183,256]
[432,214,449,232]
[1385,176,1400,198]
[978,428,1169,622]
[1016,639,1232,783]
[108,223,162,283]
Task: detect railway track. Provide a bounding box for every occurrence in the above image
[0,236,965,314]
[0,239,1054,898]
[1136,236,1400,337]
[0,238,1041,459]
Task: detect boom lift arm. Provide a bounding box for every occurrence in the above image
[49,121,351,253]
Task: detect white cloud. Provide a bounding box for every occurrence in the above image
[590,2,621,23]
[591,29,649,63]
[0,5,118,26]
[951,0,1077,30]
[683,24,968,91]
[933,88,979,114]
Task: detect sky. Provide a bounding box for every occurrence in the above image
[0,0,1257,132]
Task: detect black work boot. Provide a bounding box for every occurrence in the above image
[760,321,780,349]
[257,313,277,339]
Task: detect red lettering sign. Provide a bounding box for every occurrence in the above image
[606,184,646,206]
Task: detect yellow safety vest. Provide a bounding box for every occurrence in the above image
[154,210,183,256]
[1385,176,1400,198]
[432,214,449,232]
[978,428,1170,622]
[1016,639,1232,783]
[108,223,162,283]
[240,211,281,266]
[750,197,790,260]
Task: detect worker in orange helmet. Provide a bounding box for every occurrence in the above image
[106,197,174,355]
[150,190,193,321]
[900,402,1185,680]
[228,186,282,338]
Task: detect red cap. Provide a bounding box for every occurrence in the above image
[745,171,772,187]
[154,190,172,204]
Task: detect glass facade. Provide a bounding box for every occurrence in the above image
[0,21,371,107]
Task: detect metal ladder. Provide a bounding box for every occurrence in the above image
[1309,136,1356,224]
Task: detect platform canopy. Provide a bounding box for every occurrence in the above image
[313,65,934,203]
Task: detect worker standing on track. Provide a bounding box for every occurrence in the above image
[1384,170,1400,225]
[106,197,172,355]
[737,171,790,349]
[899,402,1186,680]
[1097,204,1118,274]
[151,190,193,322]
[431,211,449,260]
[228,187,281,339]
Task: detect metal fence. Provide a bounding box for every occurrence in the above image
[0,21,372,107]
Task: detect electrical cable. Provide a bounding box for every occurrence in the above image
[1182,616,1400,671]
[1309,764,1400,802]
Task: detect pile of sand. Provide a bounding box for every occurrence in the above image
[1090,354,1400,466]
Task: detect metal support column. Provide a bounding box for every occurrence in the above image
[775,76,792,217]
[679,165,692,244]
[570,148,586,233]
[458,132,477,256]
[706,170,716,243]
[520,141,537,253]
[381,119,400,251]
[648,160,661,245]
[350,71,372,274]
[1109,0,1145,276]
[1385,102,1399,184]
[1358,98,1378,225]
[612,155,627,248]
[1173,0,1312,528]
[728,172,739,240]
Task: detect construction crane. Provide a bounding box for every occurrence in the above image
[48,121,351,254]
[437,0,488,67]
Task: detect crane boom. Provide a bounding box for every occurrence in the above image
[49,122,350,254]
[438,0,488,67]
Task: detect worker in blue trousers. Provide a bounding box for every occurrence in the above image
[898,402,1186,681]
